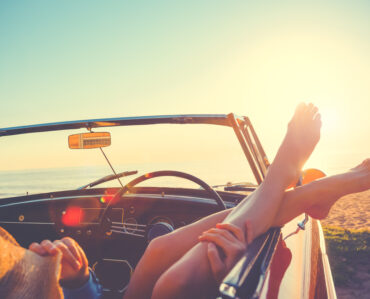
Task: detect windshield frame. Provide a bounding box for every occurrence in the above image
[0,113,269,184]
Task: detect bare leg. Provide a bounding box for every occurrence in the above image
[123,209,231,299]
[124,160,370,299]
[223,103,321,234]
[152,103,322,299]
[274,158,370,225]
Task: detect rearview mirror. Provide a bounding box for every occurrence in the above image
[68,132,111,149]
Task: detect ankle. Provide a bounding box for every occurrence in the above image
[266,161,300,188]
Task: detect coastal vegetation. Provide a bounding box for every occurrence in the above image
[323,225,369,288]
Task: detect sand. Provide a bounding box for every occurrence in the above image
[321,189,370,230]
[321,189,370,299]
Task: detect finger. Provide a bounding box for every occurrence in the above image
[201,228,235,243]
[54,240,81,270]
[245,220,253,245]
[60,237,82,265]
[29,242,48,256]
[199,232,232,253]
[201,230,247,262]
[216,223,245,243]
[40,240,60,255]
[207,242,225,282]
[76,244,89,268]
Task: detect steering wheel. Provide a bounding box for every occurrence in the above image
[99,170,226,234]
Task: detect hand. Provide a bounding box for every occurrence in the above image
[198,221,253,283]
[29,237,90,288]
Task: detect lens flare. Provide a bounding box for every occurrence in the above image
[62,206,83,227]
[100,189,117,204]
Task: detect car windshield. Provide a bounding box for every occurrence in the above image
[0,122,258,198]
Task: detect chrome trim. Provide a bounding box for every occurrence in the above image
[0,194,106,208]
[0,192,229,211]
[301,217,312,299]
[112,221,147,229]
[298,213,309,230]
[0,114,246,137]
[318,221,337,299]
[92,258,133,293]
[219,283,237,298]
[0,221,53,225]
[111,226,145,233]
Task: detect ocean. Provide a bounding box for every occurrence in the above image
[0,160,257,198]
[1,151,366,199]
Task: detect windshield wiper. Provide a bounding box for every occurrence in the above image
[224,185,256,192]
[78,170,138,190]
[213,182,257,192]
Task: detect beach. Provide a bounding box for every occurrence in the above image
[321,190,370,230]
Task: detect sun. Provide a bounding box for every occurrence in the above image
[318,107,341,136]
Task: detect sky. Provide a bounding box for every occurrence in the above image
[0,0,369,175]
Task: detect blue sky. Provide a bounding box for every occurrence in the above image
[1,0,369,172]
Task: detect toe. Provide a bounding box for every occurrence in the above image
[363,159,370,169]
[314,113,322,127]
[350,159,370,171]
[307,103,314,111]
[311,105,319,116]
[292,103,308,122]
[307,103,319,119]
[295,102,307,114]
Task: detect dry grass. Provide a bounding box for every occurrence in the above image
[323,225,370,299]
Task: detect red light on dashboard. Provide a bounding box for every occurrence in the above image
[62,206,84,227]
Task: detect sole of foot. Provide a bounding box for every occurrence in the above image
[307,159,370,219]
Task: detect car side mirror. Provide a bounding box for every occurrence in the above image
[301,168,326,184]
[68,132,111,149]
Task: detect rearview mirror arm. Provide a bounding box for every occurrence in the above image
[99,147,125,188]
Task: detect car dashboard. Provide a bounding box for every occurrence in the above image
[0,186,248,293]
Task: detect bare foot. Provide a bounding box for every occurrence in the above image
[307,159,370,219]
[267,103,322,187]
[349,158,370,191]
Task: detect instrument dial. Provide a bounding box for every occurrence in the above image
[123,217,138,234]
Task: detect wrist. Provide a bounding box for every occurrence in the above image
[60,270,90,289]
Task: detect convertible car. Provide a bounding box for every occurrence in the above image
[0,114,336,298]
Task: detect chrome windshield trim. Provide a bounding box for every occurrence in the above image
[0,114,245,137]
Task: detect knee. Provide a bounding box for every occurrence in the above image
[144,234,169,260]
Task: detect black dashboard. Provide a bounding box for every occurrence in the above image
[0,186,248,293]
